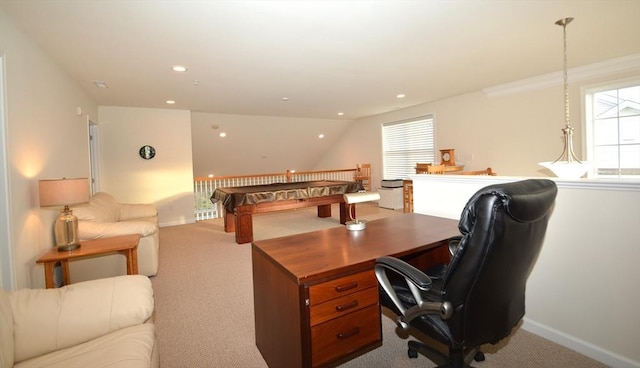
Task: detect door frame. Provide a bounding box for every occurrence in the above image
[0,55,16,290]
[87,117,100,195]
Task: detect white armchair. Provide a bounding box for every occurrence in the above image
[72,193,160,277]
[0,275,159,368]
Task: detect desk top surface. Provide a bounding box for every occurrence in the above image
[252,213,459,284]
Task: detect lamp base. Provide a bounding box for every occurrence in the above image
[57,242,81,252]
[54,207,81,251]
[346,220,367,231]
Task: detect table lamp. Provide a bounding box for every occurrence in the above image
[39,178,90,251]
[343,191,381,231]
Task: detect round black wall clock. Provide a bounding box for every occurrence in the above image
[139,145,156,160]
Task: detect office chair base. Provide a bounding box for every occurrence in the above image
[407,340,485,368]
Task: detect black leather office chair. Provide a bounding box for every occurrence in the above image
[375,179,557,368]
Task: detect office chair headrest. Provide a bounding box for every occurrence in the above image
[460,179,557,230]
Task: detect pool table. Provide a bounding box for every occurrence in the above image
[212,180,364,244]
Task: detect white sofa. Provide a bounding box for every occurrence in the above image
[0,275,159,368]
[72,192,159,277]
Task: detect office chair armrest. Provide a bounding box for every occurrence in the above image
[449,235,462,255]
[401,300,453,326]
[376,256,431,289]
[375,256,453,330]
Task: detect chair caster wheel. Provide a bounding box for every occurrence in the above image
[408,348,418,359]
[474,351,485,362]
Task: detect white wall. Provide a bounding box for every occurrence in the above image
[0,13,98,289]
[411,175,640,368]
[98,106,195,226]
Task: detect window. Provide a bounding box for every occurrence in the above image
[382,116,435,179]
[585,81,640,178]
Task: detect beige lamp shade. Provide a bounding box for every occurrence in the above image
[343,191,381,204]
[39,178,90,207]
[343,191,381,231]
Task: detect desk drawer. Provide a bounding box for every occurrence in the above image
[308,270,377,305]
[310,286,378,326]
[311,304,381,367]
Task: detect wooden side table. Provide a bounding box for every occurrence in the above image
[36,234,141,288]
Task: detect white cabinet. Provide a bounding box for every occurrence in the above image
[378,187,403,210]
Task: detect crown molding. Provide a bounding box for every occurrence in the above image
[483,54,640,98]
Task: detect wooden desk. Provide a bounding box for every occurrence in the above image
[251,213,460,367]
[36,234,141,288]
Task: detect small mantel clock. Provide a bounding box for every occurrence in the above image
[440,149,455,166]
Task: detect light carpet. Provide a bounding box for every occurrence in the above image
[151,204,606,367]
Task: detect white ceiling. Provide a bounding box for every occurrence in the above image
[2,0,639,120]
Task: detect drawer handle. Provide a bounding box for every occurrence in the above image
[335,300,359,312]
[335,282,358,292]
[337,327,360,340]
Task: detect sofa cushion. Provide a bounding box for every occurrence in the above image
[10,276,154,363]
[119,204,158,222]
[78,220,158,239]
[124,216,158,225]
[13,323,156,368]
[0,289,14,368]
[74,192,120,222]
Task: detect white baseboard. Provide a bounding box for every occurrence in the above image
[522,318,639,368]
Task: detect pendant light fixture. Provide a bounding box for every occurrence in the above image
[539,17,591,178]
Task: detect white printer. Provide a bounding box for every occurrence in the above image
[379,179,404,210]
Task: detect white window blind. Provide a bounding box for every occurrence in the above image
[382,116,435,179]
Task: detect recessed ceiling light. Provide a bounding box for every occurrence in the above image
[92,80,108,88]
[396,94,406,99]
[337,112,344,116]
[219,132,227,138]
[318,134,325,139]
[172,65,188,72]
[166,100,176,104]
[281,97,289,101]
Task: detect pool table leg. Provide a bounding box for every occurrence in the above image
[224,211,236,232]
[317,204,331,218]
[235,206,254,244]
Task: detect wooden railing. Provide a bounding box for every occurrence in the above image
[193,168,360,221]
